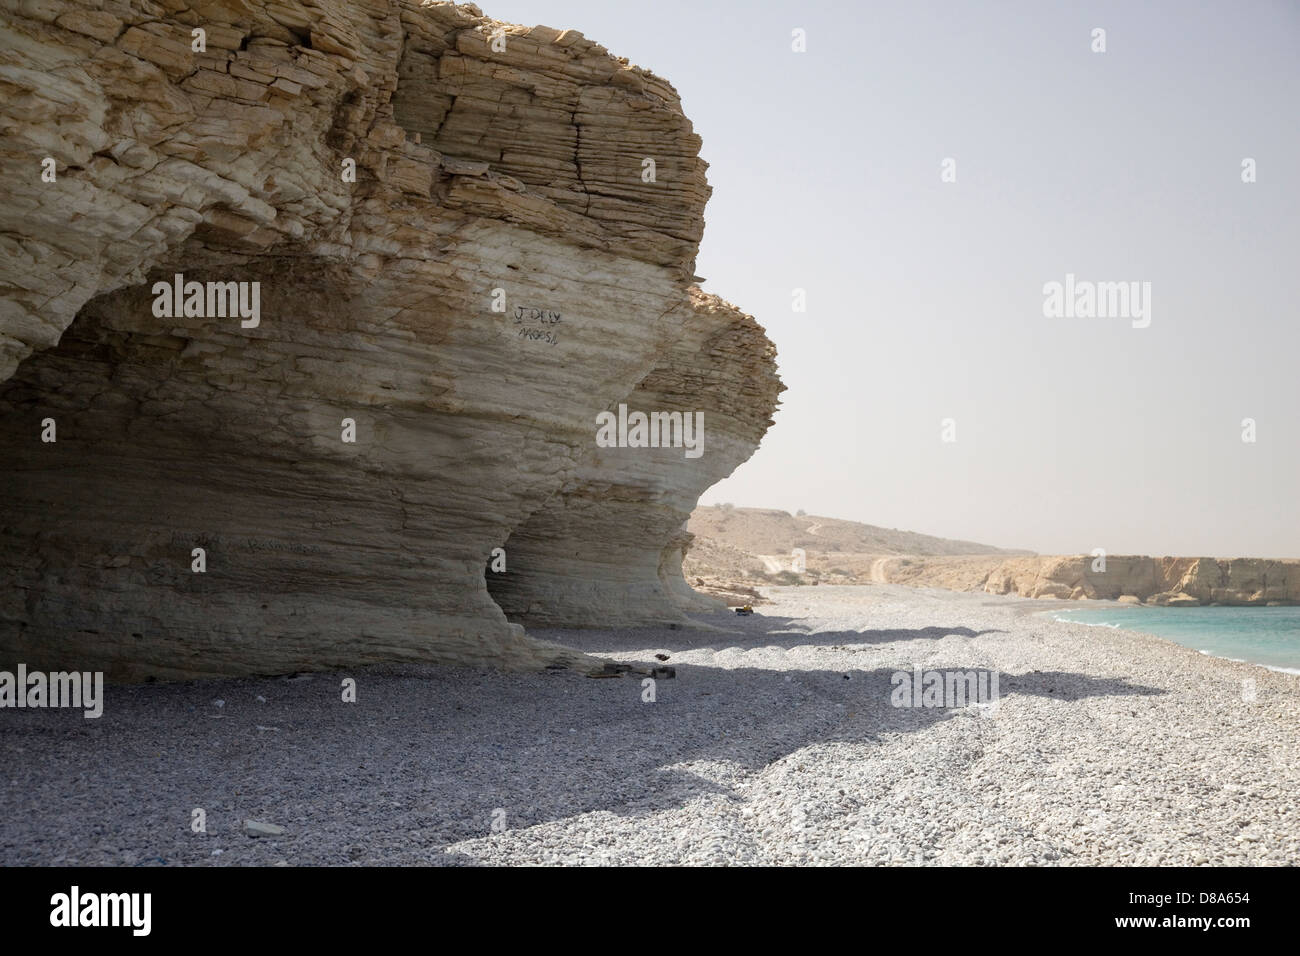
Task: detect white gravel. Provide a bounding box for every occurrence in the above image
[2,584,1297,865]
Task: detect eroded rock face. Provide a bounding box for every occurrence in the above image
[489,291,783,626]
[882,554,1300,606]
[981,555,1300,605]
[0,1,780,678]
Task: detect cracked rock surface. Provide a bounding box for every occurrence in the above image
[0,1,781,678]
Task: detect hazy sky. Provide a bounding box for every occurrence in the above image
[486,0,1300,557]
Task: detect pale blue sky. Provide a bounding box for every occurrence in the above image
[486,0,1300,556]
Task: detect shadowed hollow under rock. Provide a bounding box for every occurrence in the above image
[0,0,782,679]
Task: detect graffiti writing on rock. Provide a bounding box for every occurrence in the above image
[514,305,562,346]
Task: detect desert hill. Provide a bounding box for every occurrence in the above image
[682,505,1027,604]
[688,505,1027,558]
[683,506,1300,607]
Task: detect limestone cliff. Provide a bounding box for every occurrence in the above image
[489,291,782,626]
[0,1,782,678]
[877,555,1300,606]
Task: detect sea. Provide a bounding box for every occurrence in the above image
[1047,605,1300,675]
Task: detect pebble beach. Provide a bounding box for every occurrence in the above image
[2,585,1297,866]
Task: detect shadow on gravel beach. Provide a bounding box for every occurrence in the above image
[0,615,1165,866]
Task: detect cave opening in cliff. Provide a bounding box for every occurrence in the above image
[0,254,525,680]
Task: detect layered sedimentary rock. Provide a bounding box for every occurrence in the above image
[0,1,781,678]
[876,555,1300,606]
[489,291,782,626]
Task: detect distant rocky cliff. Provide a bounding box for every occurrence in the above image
[0,1,782,679]
[876,555,1300,606]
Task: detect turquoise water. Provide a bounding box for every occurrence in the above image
[1048,605,1300,674]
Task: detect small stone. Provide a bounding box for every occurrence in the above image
[243,820,285,837]
[440,157,490,176]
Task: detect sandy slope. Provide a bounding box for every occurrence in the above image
[688,506,1026,557]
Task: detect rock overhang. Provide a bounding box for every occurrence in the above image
[0,0,783,679]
